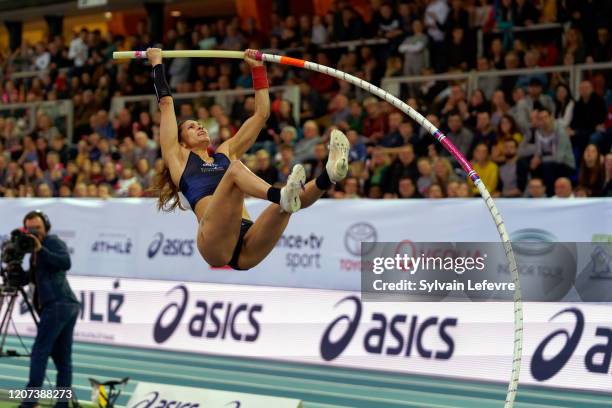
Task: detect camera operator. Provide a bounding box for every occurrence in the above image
[21,211,79,408]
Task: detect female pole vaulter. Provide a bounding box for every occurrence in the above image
[149,48,349,270]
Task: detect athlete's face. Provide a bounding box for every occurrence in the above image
[180,120,210,148]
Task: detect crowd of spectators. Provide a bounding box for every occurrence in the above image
[0,0,611,201]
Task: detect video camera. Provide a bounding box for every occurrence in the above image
[0,228,36,289]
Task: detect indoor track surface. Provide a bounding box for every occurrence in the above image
[0,336,609,408]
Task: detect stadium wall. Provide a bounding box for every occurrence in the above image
[2,198,611,393]
[0,198,609,289]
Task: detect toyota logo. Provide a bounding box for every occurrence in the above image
[344,222,377,256]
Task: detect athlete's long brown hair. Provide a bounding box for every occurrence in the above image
[149,121,187,212]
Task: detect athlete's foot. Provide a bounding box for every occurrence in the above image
[326,129,349,183]
[280,164,306,213]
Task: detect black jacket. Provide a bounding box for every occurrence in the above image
[571,94,607,133]
[32,234,78,309]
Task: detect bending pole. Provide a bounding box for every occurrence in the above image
[114,49,524,408]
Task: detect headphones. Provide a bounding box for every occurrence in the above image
[23,210,51,232]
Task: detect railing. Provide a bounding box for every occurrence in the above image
[382,72,470,98]
[477,22,563,58]
[264,38,389,56]
[380,62,612,100]
[471,65,573,95]
[272,24,560,58]
[1,62,609,147]
[320,38,388,51]
[3,67,70,81]
[110,85,301,124]
[574,61,612,94]
[489,22,563,34]
[0,100,74,141]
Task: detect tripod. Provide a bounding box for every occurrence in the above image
[0,283,38,357]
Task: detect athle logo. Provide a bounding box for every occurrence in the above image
[531,308,612,381]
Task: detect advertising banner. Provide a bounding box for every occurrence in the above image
[126,381,302,408]
[0,198,610,290]
[9,276,612,395]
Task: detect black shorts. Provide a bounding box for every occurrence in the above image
[227,218,254,270]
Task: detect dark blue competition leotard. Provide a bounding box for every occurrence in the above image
[179,151,230,208]
[179,151,253,270]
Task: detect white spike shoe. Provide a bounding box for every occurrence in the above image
[280,164,306,213]
[326,129,349,183]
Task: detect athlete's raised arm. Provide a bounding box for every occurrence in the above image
[220,49,270,160]
[147,48,182,167]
